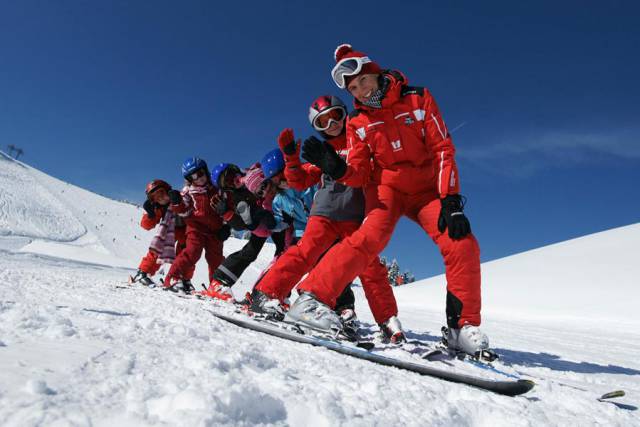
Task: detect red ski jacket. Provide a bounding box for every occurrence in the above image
[340,71,460,198]
[170,183,224,235]
[140,206,165,230]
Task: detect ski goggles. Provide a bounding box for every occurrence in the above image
[188,169,207,182]
[312,106,347,131]
[331,56,372,89]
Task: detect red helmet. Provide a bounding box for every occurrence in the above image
[145,179,171,198]
[308,95,347,136]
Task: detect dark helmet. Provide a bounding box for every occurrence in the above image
[308,95,348,138]
[261,148,285,180]
[145,179,171,199]
[211,162,242,189]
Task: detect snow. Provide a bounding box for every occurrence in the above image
[396,222,640,327]
[1,151,639,426]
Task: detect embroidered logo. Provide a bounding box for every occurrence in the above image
[390,140,402,152]
[404,117,415,125]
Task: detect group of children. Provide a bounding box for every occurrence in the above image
[131,93,394,339]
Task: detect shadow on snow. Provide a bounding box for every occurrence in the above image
[404,329,640,376]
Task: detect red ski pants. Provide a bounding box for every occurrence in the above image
[165,229,224,283]
[256,215,398,324]
[298,184,482,328]
[138,228,193,278]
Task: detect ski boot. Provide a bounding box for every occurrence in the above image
[180,279,195,295]
[379,316,406,344]
[199,279,235,302]
[337,307,359,337]
[161,277,186,293]
[441,325,497,362]
[131,269,156,287]
[249,289,286,321]
[285,292,344,337]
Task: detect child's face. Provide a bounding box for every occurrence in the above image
[324,120,344,137]
[150,188,170,206]
[232,174,243,189]
[193,174,207,186]
[271,174,289,190]
[221,169,243,190]
[189,169,208,186]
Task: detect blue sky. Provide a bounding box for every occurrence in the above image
[1,1,638,279]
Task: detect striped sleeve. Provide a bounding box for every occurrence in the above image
[422,89,460,198]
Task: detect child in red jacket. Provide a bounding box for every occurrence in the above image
[131,179,193,287]
[163,158,230,293]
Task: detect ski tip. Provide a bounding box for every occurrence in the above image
[506,379,535,396]
[599,390,625,400]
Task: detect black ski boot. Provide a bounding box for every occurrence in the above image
[181,279,195,295]
[336,306,359,337]
[131,269,156,287]
[249,289,286,321]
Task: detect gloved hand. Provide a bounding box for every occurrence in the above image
[216,224,231,241]
[277,128,298,156]
[255,209,277,230]
[281,211,294,225]
[143,199,156,218]
[437,194,471,240]
[168,190,182,205]
[210,193,227,216]
[301,136,347,180]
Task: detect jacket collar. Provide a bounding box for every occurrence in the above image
[352,70,408,112]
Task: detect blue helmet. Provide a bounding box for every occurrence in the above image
[211,162,231,188]
[211,162,242,189]
[261,148,285,179]
[181,157,208,179]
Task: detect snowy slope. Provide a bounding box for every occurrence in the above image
[395,223,640,326]
[1,152,638,426]
[0,150,253,284]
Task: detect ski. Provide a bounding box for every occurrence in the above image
[598,390,625,401]
[208,309,535,396]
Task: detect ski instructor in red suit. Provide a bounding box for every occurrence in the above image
[285,44,490,357]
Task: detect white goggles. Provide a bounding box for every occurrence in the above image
[331,56,372,89]
[312,106,347,131]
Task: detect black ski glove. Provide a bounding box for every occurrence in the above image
[216,224,231,241]
[254,209,277,230]
[210,193,227,216]
[281,211,294,226]
[143,199,156,218]
[301,136,347,180]
[168,190,182,205]
[438,194,471,240]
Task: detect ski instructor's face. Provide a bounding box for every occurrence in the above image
[347,74,379,104]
